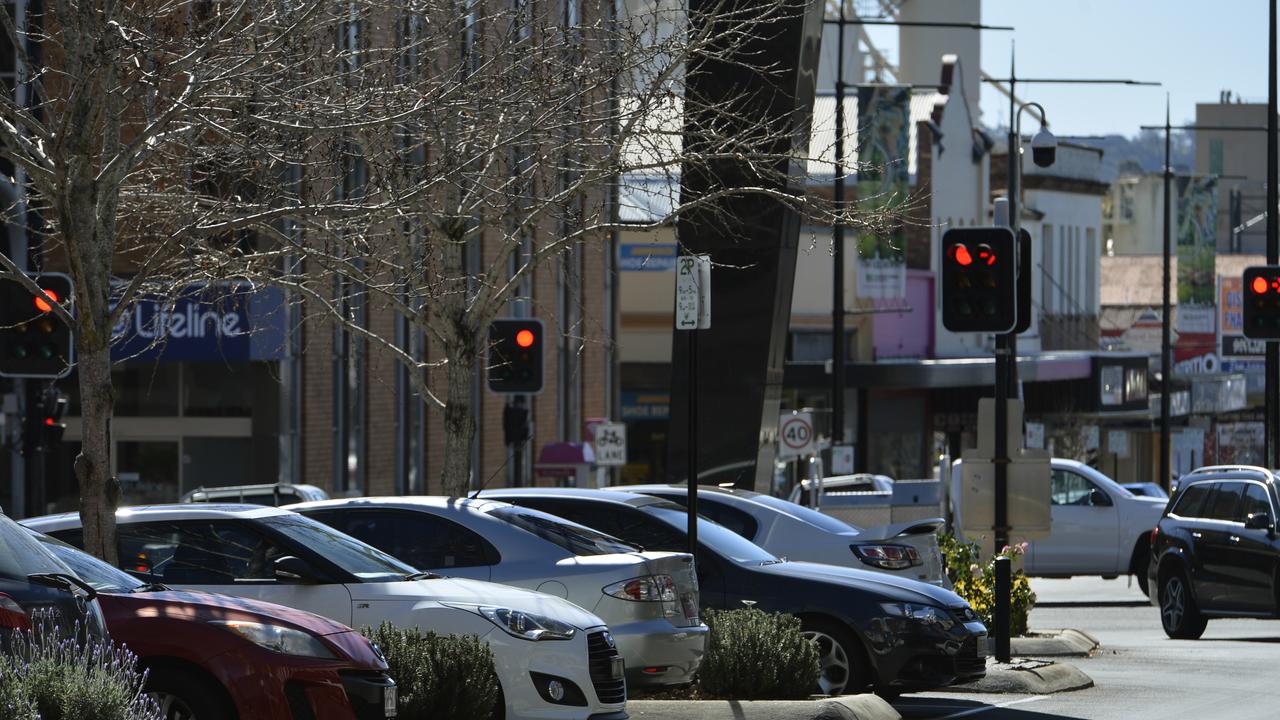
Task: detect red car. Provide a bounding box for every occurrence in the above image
[33,532,397,720]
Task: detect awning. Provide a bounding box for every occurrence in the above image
[784,352,1096,390]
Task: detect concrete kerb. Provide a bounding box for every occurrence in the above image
[627,695,901,720]
[939,659,1095,695]
[1009,628,1100,657]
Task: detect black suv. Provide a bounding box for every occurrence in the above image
[1148,465,1280,639]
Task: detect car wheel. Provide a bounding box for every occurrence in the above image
[1159,568,1207,640]
[801,618,871,696]
[146,668,234,720]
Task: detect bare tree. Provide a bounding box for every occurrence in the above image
[0,0,353,559]
[189,0,893,496]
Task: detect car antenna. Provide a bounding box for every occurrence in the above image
[468,443,523,500]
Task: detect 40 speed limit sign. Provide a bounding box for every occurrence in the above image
[778,412,814,458]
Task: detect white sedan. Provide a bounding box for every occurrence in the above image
[951,458,1166,593]
[24,505,628,720]
[625,484,947,586]
[287,496,707,688]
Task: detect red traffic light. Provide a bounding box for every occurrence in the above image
[43,417,55,426]
[949,244,973,267]
[515,329,536,348]
[33,289,58,313]
[975,244,997,266]
[1253,276,1270,295]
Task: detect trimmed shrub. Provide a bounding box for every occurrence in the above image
[698,608,819,700]
[0,619,160,720]
[938,533,1037,636]
[362,623,501,720]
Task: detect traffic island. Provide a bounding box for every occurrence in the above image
[940,658,1094,694]
[627,695,900,720]
[1010,628,1100,657]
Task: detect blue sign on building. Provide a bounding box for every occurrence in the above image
[618,243,679,272]
[111,284,288,363]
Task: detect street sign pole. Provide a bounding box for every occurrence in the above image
[677,254,711,556]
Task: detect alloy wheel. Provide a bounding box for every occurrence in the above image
[802,629,850,695]
[1161,575,1185,630]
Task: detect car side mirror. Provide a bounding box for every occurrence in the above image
[1245,512,1273,531]
[274,556,319,583]
[1090,489,1113,507]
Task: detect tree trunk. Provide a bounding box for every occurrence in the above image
[440,340,477,496]
[75,342,117,564]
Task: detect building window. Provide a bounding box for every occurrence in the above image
[1100,365,1124,406]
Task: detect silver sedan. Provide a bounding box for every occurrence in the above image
[287,496,707,688]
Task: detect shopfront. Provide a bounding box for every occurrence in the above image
[41,284,289,513]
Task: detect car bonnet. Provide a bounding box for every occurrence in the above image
[760,560,967,607]
[348,576,606,630]
[109,590,356,637]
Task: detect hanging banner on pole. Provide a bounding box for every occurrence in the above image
[853,85,909,301]
[1175,175,1218,335]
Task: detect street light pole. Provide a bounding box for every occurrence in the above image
[1269,0,1278,469]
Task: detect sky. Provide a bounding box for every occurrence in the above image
[865,1,1271,137]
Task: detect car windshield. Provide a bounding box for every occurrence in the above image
[749,495,860,535]
[642,503,778,565]
[0,514,70,578]
[33,534,144,594]
[259,514,417,581]
[488,506,640,556]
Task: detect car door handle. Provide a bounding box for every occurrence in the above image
[1229,535,1241,543]
[1191,531,1203,539]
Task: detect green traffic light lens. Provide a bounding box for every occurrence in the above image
[11,346,27,359]
[38,344,55,360]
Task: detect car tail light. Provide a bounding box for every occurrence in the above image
[603,575,677,602]
[0,593,31,632]
[852,544,922,570]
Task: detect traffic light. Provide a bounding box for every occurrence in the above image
[22,386,67,455]
[487,319,544,394]
[941,227,1017,333]
[1014,229,1032,335]
[1243,266,1280,339]
[0,273,74,378]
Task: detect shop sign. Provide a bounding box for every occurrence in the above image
[111,284,287,363]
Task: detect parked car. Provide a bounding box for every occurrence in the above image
[24,505,627,720]
[182,483,330,506]
[626,484,947,586]
[289,496,706,688]
[788,474,895,506]
[1148,465,1280,639]
[1122,482,1170,500]
[0,510,107,646]
[481,488,987,697]
[952,457,1165,594]
[30,530,396,720]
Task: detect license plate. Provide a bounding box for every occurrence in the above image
[384,685,398,717]
[610,656,625,680]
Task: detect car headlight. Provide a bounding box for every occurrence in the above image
[210,621,336,659]
[879,603,956,631]
[445,604,577,641]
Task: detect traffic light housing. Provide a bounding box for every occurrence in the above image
[22,386,67,455]
[487,319,544,394]
[1014,229,1032,335]
[1243,266,1280,339]
[941,227,1017,333]
[0,273,74,378]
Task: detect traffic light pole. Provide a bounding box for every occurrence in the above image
[687,315,698,557]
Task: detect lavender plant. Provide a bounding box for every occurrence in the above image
[0,616,162,720]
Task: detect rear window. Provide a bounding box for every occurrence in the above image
[1171,482,1213,518]
[750,495,858,535]
[488,506,639,556]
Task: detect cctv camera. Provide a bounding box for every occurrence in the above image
[1030,126,1057,168]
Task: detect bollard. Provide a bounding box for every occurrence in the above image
[994,555,1011,662]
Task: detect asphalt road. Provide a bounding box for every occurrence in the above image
[893,576,1280,720]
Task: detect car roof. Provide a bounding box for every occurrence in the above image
[1177,466,1279,486]
[479,487,671,508]
[25,503,293,530]
[285,495,512,514]
[626,484,764,500]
